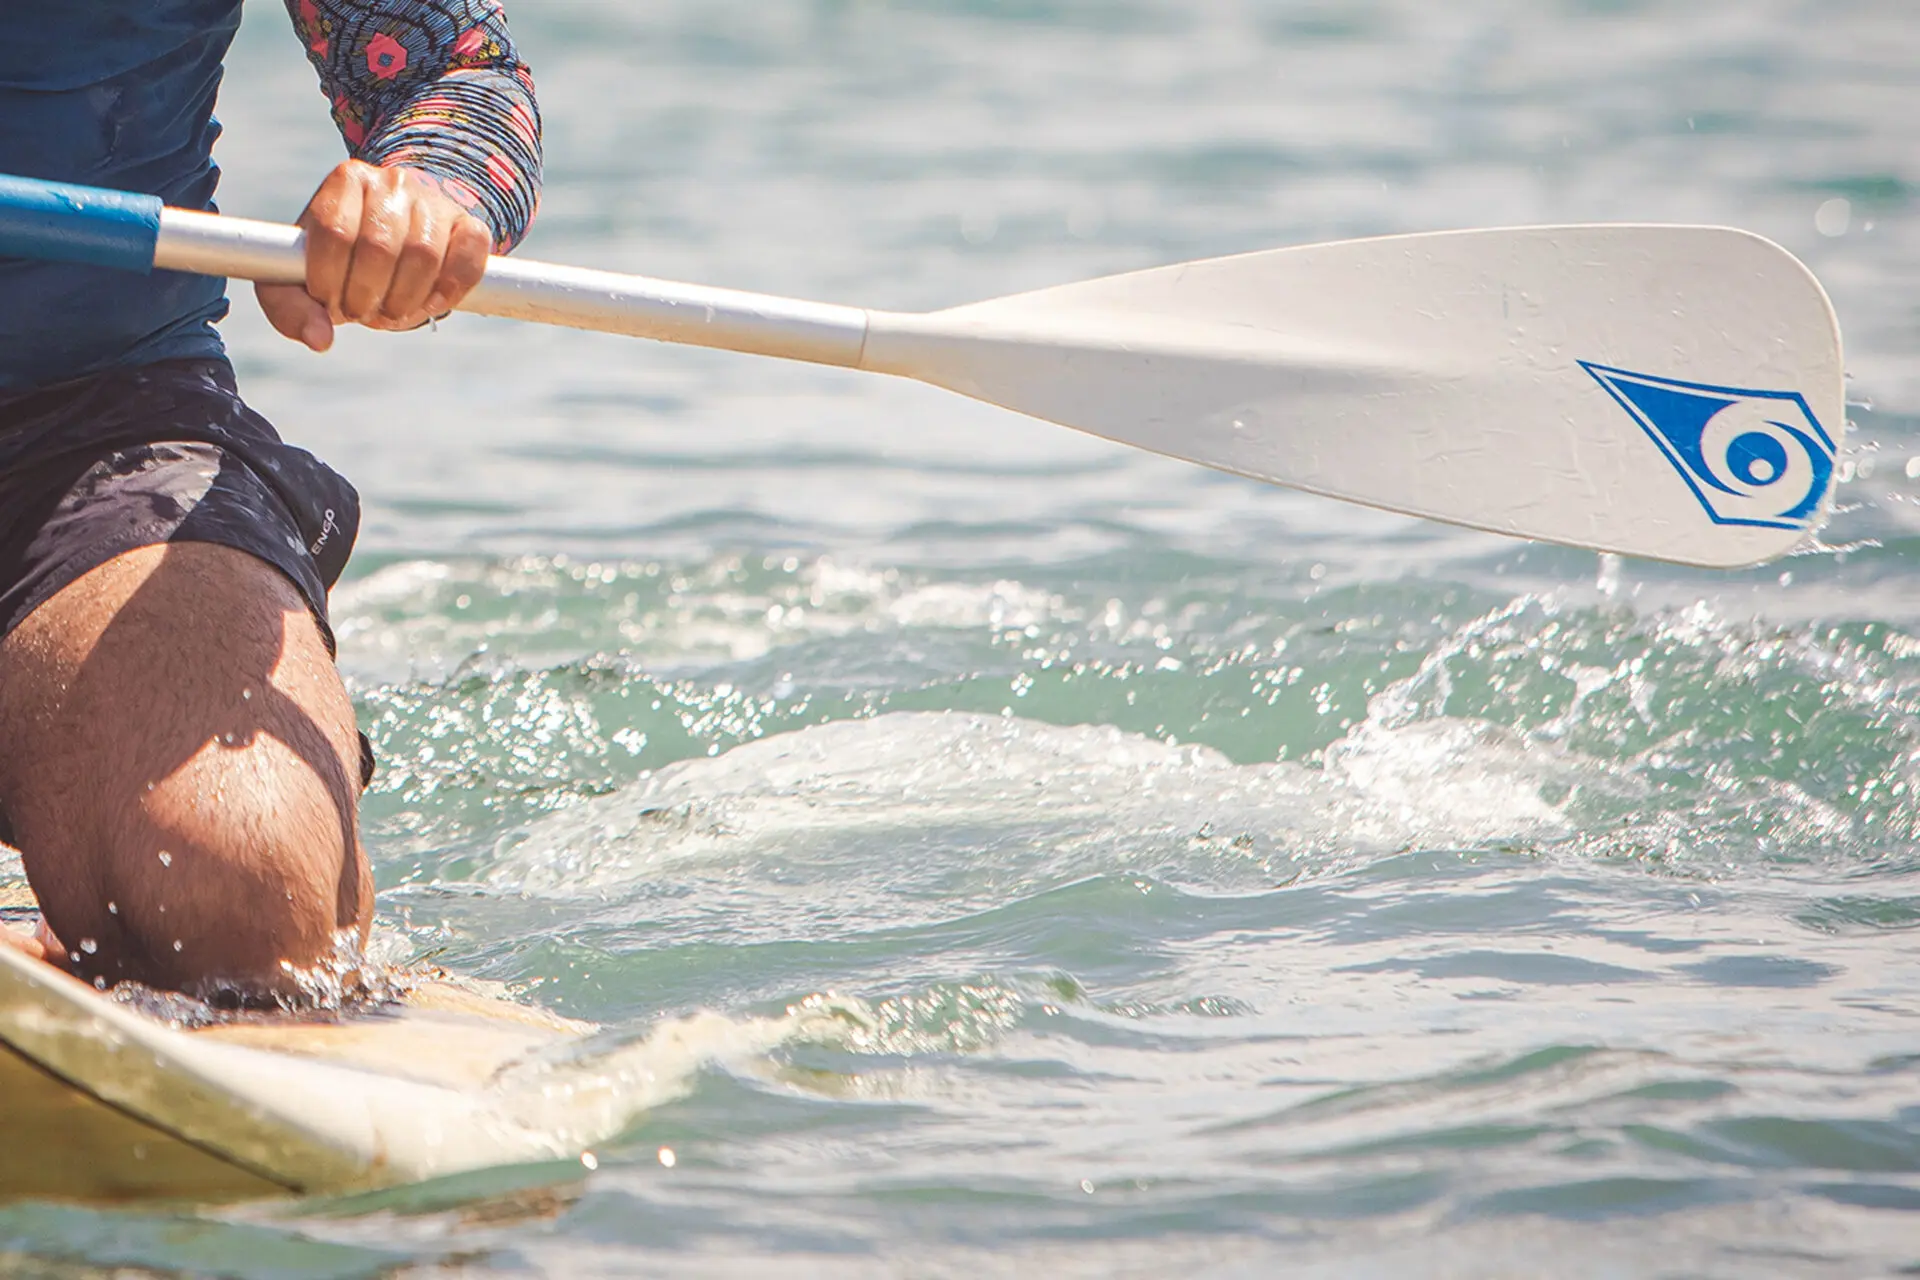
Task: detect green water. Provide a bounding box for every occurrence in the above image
[6,0,1920,1275]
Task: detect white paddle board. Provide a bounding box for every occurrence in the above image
[0,891,612,1203]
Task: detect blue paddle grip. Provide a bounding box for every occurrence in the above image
[0,173,162,273]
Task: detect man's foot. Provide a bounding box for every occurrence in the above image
[0,893,57,965]
[1,922,48,963]
[0,856,54,964]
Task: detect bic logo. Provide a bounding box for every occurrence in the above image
[1581,361,1836,532]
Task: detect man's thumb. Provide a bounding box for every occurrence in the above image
[255,282,335,353]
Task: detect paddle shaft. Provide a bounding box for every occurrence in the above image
[158,207,874,367]
[0,173,870,365]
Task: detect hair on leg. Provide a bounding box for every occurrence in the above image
[0,542,371,1001]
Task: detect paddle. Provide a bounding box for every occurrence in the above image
[0,172,1844,567]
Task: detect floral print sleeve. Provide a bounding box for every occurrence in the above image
[284,0,542,251]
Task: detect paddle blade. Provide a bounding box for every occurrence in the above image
[862,226,1844,567]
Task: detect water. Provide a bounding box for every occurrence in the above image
[6,0,1920,1274]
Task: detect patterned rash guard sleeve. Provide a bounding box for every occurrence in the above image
[284,0,542,250]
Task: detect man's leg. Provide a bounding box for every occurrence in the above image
[0,541,371,999]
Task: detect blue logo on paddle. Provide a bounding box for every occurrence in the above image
[1581,362,1836,531]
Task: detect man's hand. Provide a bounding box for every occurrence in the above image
[256,160,494,353]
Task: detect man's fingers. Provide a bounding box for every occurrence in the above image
[255,282,335,352]
[300,164,365,317]
[424,215,493,317]
[296,160,497,334]
[380,196,448,323]
[338,175,410,323]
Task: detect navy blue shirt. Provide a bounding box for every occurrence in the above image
[0,2,241,391]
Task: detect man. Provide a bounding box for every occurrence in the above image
[0,1,541,1004]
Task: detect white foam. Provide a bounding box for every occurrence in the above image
[485,710,1572,897]
[330,559,456,613]
[1326,717,1569,838]
[489,995,867,1147]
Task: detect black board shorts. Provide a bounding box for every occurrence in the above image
[0,358,358,644]
[0,358,374,821]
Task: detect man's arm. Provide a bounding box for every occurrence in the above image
[261,0,544,351]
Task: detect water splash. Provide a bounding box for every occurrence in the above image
[478,710,1573,905]
[488,996,873,1148]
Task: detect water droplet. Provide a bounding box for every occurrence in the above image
[93,976,107,990]
[1066,201,1105,240]
[79,938,97,955]
[656,1147,676,1168]
[581,1151,600,1171]
[106,901,118,915]
[959,207,998,245]
[158,851,172,867]
[241,687,253,701]
[172,940,183,952]
[1815,197,1851,238]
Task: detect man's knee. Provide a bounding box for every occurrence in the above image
[0,541,371,997]
[88,720,371,994]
